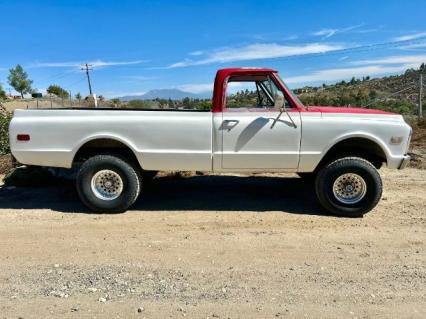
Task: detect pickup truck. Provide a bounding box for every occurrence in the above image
[9,68,412,217]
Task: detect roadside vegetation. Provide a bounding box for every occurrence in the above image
[125,97,212,110]
[0,104,12,155]
[0,103,13,174]
[46,85,69,99]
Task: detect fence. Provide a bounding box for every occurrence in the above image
[5,96,108,110]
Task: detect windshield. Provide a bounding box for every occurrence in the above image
[275,74,305,107]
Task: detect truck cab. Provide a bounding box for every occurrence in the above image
[212,68,302,171]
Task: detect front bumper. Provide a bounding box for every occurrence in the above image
[398,154,411,169]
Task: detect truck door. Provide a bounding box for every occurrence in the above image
[221,75,301,169]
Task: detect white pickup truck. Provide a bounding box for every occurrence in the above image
[9,68,412,216]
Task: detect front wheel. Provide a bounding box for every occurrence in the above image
[76,155,141,213]
[315,157,382,217]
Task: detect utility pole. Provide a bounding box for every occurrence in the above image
[81,63,93,95]
[81,63,98,108]
[420,74,423,119]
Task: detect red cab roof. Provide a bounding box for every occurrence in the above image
[216,67,277,77]
[213,68,279,112]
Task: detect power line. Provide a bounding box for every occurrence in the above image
[66,77,86,89]
[35,70,77,84]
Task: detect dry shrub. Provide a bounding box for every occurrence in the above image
[0,104,12,155]
[158,171,195,179]
[0,154,13,174]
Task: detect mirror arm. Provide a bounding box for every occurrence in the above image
[270,107,284,128]
[271,107,297,129]
[285,109,297,128]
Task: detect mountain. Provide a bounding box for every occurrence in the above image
[119,89,210,101]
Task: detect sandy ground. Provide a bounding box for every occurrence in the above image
[0,169,425,318]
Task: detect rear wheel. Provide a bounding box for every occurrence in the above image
[76,155,141,213]
[315,157,382,217]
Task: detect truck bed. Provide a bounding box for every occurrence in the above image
[9,108,213,170]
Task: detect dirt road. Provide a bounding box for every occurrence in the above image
[0,169,425,318]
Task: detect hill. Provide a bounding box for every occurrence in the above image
[296,64,426,115]
[119,89,210,101]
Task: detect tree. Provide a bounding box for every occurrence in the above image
[110,98,121,108]
[46,85,69,98]
[75,92,82,101]
[8,64,33,98]
[369,89,378,100]
[0,84,6,100]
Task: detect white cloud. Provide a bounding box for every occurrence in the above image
[124,75,155,81]
[107,90,147,98]
[285,64,418,85]
[32,60,147,69]
[393,32,426,41]
[353,54,426,66]
[399,42,426,50]
[313,28,339,39]
[353,28,381,34]
[312,24,364,39]
[282,35,299,41]
[189,51,204,56]
[168,43,344,68]
[177,83,213,94]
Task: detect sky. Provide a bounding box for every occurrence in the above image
[0,0,426,98]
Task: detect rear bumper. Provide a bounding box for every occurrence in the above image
[398,154,411,169]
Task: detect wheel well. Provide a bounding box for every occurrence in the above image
[316,137,387,171]
[73,138,140,168]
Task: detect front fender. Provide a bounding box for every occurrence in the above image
[319,131,392,163]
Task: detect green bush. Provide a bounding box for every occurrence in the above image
[0,104,12,155]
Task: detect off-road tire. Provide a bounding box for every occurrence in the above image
[315,157,382,217]
[76,155,141,213]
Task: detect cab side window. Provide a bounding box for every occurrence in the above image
[225,75,290,110]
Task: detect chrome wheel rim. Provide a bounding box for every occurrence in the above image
[332,173,367,204]
[91,170,123,201]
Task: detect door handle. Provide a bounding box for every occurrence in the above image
[222,119,239,131]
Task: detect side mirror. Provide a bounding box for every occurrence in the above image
[274,91,284,109]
